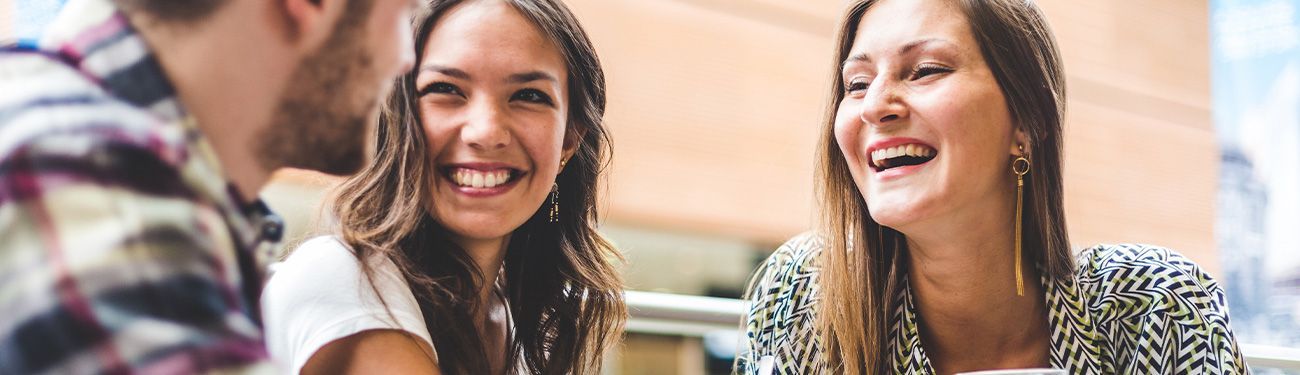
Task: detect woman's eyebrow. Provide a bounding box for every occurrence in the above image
[842,38,955,68]
[507,71,559,84]
[419,65,471,80]
[415,66,556,85]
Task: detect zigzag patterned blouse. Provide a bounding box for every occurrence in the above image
[738,234,1250,374]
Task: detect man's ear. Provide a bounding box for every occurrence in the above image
[280,0,347,51]
[1012,127,1032,157]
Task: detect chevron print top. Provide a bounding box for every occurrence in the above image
[738,233,1249,374]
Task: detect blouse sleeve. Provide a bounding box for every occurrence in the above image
[261,236,436,373]
[1078,244,1249,374]
[738,233,825,375]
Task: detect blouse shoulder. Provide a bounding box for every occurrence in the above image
[750,232,824,309]
[738,232,826,374]
[1070,243,1247,373]
[262,236,435,373]
[1073,244,1225,321]
[765,232,824,277]
[263,236,371,316]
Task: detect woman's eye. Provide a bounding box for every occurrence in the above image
[845,79,869,93]
[419,82,462,97]
[512,89,554,105]
[910,64,952,80]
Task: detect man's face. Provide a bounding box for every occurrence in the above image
[261,0,415,176]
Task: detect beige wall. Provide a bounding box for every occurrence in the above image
[1041,0,1218,274]
[564,0,838,245]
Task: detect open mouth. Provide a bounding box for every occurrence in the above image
[870,144,937,172]
[443,167,525,189]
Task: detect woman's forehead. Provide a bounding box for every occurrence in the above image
[850,0,975,59]
[421,1,566,74]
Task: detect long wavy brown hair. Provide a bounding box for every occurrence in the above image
[329,0,625,373]
[815,0,1071,373]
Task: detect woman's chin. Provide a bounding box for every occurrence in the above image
[866,203,927,230]
[439,216,526,243]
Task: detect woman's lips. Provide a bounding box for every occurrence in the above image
[871,159,931,181]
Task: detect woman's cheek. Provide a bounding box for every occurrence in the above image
[834,117,863,170]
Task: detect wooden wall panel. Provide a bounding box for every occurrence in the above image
[566,0,833,242]
[1038,0,1218,273]
[1063,100,1218,274]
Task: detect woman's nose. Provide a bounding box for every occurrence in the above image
[858,78,907,126]
[461,101,511,150]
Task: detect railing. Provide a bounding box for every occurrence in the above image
[626,290,1300,371]
[625,291,746,337]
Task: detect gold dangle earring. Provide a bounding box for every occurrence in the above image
[548,183,559,223]
[549,159,567,223]
[1012,146,1031,297]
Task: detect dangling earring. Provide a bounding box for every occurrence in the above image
[549,182,559,223]
[549,159,567,224]
[1012,147,1031,297]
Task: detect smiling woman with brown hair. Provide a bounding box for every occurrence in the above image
[261,1,625,374]
[739,0,1247,374]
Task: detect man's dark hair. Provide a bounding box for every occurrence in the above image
[115,0,225,23]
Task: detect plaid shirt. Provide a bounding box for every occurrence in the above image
[0,0,284,373]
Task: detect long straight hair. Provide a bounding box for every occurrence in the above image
[815,1,1071,373]
[330,1,625,373]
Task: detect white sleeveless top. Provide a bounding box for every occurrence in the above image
[262,236,436,373]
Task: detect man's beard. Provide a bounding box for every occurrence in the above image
[260,6,384,176]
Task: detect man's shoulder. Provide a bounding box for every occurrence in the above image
[0,50,189,192]
[1,50,177,145]
[0,50,106,115]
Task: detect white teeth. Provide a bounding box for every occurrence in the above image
[450,168,514,188]
[870,143,937,169]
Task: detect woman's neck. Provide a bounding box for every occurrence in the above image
[453,235,512,373]
[902,218,1052,372]
[453,236,509,305]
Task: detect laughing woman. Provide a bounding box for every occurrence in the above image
[261,1,624,374]
[739,0,1247,374]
